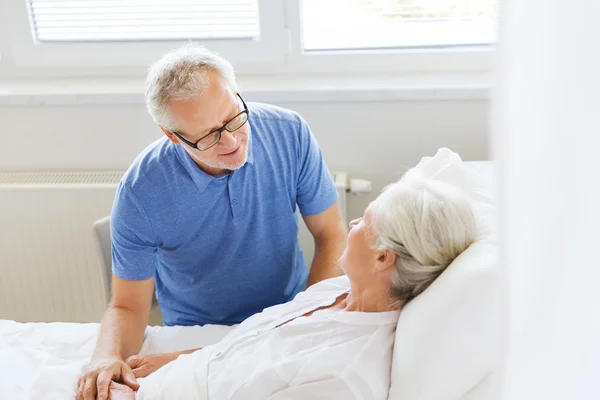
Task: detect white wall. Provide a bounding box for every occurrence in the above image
[0,99,489,221]
[494,0,600,398]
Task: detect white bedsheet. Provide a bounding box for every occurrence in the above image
[0,320,234,399]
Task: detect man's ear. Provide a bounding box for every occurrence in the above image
[373,250,396,274]
[161,126,180,145]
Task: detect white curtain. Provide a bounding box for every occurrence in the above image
[494,0,600,398]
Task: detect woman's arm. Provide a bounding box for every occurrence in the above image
[125,348,202,378]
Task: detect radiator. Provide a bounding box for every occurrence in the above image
[0,171,349,323]
[0,172,120,322]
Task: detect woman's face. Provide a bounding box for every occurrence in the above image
[338,205,379,279]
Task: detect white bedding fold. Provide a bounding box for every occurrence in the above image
[0,320,233,399]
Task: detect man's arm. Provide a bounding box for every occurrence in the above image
[303,202,348,287]
[94,276,154,360]
[77,276,154,400]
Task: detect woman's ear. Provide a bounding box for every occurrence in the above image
[373,250,396,274]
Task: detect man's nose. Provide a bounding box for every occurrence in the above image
[220,130,237,147]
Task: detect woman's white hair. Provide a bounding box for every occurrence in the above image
[369,169,478,307]
[145,42,239,131]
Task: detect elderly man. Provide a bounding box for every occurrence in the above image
[77,43,346,400]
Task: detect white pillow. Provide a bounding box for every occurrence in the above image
[388,148,502,400]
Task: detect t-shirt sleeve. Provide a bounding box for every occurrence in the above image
[295,115,339,216]
[111,182,157,281]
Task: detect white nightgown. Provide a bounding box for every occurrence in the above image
[136,276,399,400]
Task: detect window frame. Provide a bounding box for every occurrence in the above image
[280,0,493,75]
[1,0,494,78]
[6,0,288,73]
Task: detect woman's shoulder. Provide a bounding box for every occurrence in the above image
[302,275,351,295]
[282,275,351,308]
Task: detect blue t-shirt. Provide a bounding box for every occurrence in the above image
[111,103,338,326]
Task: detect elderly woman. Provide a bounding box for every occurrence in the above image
[108,169,478,400]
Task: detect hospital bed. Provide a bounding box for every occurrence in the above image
[0,151,501,399]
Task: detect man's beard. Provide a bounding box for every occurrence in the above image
[195,146,248,171]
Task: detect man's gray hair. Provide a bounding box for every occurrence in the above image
[145,43,239,131]
[369,169,478,307]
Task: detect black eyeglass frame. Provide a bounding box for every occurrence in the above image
[170,93,249,151]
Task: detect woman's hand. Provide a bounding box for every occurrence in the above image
[125,352,178,378]
[108,381,135,400]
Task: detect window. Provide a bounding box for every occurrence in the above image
[1,0,495,76]
[27,0,259,42]
[301,0,498,51]
[5,0,284,71]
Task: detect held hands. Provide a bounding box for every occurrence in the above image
[77,356,139,400]
[125,352,179,378]
[77,352,182,399]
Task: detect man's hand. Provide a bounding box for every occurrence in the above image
[125,353,178,378]
[77,356,139,400]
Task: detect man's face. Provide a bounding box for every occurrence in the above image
[162,72,250,175]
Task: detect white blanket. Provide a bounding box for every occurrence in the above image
[0,320,234,399]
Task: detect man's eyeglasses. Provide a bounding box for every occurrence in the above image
[170,93,249,151]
